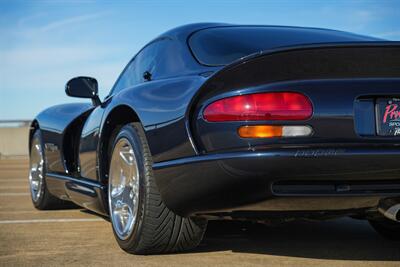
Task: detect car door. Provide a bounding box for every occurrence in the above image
[79,63,139,181]
[78,53,142,182]
[77,39,170,182]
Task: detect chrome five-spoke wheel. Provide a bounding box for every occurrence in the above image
[108,137,140,240]
[108,123,207,254]
[29,136,44,202]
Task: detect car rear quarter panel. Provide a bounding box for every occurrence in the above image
[100,75,209,163]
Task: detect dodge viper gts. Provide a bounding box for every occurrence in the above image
[29,23,400,254]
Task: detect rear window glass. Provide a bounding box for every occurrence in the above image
[188,26,379,66]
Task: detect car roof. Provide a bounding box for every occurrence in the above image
[157,23,379,42]
[160,23,231,38]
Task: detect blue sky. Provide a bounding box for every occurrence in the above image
[0,0,399,120]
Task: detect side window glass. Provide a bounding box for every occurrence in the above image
[111,59,138,94]
[135,41,160,81]
[150,39,185,80]
[110,38,178,96]
[121,61,138,88]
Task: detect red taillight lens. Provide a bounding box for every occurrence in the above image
[203,92,312,122]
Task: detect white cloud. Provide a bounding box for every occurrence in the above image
[17,12,47,27]
[38,12,107,33]
[9,11,112,41]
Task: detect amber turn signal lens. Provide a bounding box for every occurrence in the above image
[238,125,283,138]
[238,125,313,138]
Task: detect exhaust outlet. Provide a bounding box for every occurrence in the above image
[378,199,400,222]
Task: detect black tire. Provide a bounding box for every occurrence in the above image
[369,218,400,240]
[29,129,75,210]
[108,123,207,254]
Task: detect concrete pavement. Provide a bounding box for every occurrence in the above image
[0,159,399,266]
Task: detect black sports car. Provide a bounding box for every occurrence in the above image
[29,23,400,254]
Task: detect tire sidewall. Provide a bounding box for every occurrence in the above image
[109,124,147,251]
[30,130,48,208]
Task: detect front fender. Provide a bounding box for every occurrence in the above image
[34,103,93,173]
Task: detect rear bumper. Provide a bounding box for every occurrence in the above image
[153,146,400,216]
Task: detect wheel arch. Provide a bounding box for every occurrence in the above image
[29,120,40,153]
[98,105,142,185]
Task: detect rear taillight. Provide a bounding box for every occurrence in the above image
[203,92,312,122]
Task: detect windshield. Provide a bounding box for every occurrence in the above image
[188,26,379,66]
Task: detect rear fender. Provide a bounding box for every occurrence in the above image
[103,76,207,163]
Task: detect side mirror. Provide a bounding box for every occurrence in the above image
[65,76,101,106]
